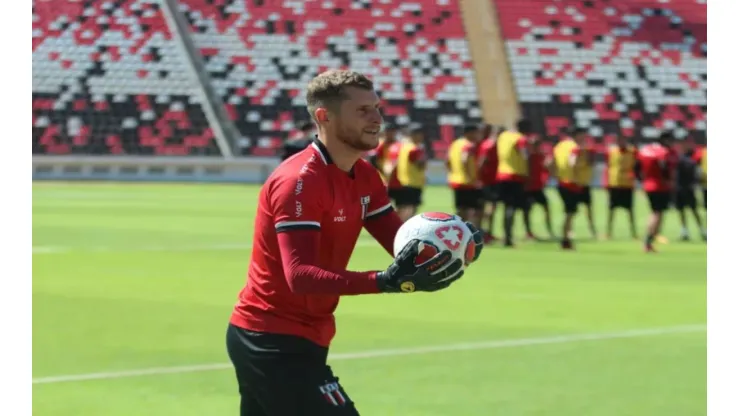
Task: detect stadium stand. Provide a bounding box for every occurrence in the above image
[495,0,707,143]
[32,0,222,156]
[177,0,482,157]
[31,0,707,159]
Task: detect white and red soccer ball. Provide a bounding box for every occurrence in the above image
[393,212,477,270]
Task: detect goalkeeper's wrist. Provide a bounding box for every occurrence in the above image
[374,271,399,293]
[374,271,389,292]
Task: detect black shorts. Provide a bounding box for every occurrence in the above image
[525,189,548,209]
[647,191,671,213]
[702,187,707,209]
[387,188,401,203]
[674,188,697,210]
[390,186,422,207]
[579,186,592,205]
[226,325,359,416]
[453,188,482,210]
[481,183,500,203]
[558,186,581,215]
[498,180,526,209]
[608,188,634,210]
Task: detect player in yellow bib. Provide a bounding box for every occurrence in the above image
[574,136,598,239]
[447,124,482,225]
[495,120,531,247]
[604,134,638,239]
[392,123,427,222]
[368,123,399,184]
[553,129,588,250]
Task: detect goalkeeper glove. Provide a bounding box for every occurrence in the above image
[376,239,464,293]
[464,221,484,263]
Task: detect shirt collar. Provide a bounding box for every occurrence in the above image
[311,136,333,165]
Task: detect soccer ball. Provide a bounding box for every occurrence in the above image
[393,212,477,270]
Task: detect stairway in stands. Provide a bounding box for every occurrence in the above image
[494,0,706,142]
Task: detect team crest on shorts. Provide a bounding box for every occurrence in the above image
[319,381,347,406]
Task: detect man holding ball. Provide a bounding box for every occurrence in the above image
[225,70,483,416]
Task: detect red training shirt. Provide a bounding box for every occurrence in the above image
[637,143,677,193]
[477,137,498,186]
[526,143,548,191]
[385,141,403,190]
[558,139,583,192]
[230,139,403,347]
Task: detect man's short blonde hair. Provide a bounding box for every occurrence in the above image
[306,70,375,121]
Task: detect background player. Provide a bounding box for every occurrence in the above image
[674,139,706,240]
[576,134,598,239]
[447,124,483,225]
[226,70,480,416]
[523,133,554,240]
[637,132,678,253]
[477,123,501,243]
[604,134,638,239]
[280,120,315,161]
[496,120,532,247]
[391,122,427,222]
[553,128,587,250]
[693,144,707,210]
[368,123,399,182]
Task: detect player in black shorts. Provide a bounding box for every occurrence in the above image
[674,143,706,241]
[578,150,598,239]
[453,188,483,212]
[522,134,555,240]
[607,187,637,238]
[477,124,503,243]
[390,123,427,221]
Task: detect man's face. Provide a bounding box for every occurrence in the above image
[328,87,383,152]
[617,135,628,147]
[659,136,674,149]
[481,125,492,139]
[574,133,586,145]
[411,131,424,144]
[465,130,482,142]
[383,128,398,141]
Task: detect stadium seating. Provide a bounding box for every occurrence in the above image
[32,0,706,158]
[32,0,222,156]
[177,0,482,157]
[495,0,707,143]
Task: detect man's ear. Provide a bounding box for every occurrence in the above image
[315,108,329,123]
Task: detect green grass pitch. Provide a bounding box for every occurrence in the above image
[32,182,706,415]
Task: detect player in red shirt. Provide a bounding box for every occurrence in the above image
[523,134,555,240]
[477,124,502,244]
[579,136,599,239]
[637,132,678,252]
[226,70,483,416]
[367,123,398,177]
[384,134,404,209]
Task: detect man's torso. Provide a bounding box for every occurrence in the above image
[231,141,386,347]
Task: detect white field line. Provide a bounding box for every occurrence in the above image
[31,240,380,254]
[32,324,705,385]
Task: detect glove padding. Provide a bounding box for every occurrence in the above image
[465,221,484,263]
[376,239,464,293]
